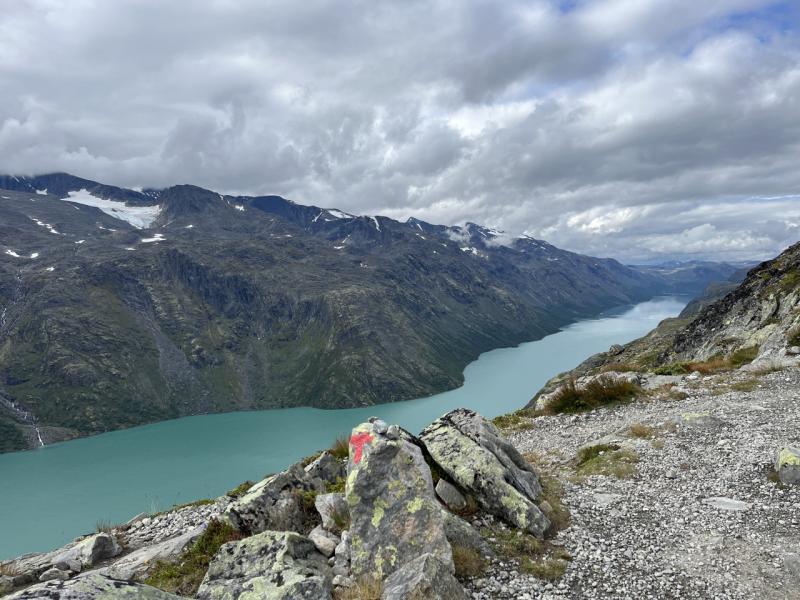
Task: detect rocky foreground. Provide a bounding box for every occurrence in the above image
[2,359,798,599]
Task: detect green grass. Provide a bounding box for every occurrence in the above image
[729,345,759,368]
[544,376,640,414]
[788,325,800,347]
[575,444,639,480]
[492,411,534,431]
[226,480,255,499]
[145,519,244,595]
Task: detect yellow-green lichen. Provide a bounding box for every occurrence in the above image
[371,497,389,528]
[778,448,800,467]
[405,497,424,513]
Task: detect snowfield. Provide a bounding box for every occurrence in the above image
[64,189,160,229]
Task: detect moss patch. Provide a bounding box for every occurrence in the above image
[226,480,255,499]
[575,444,639,480]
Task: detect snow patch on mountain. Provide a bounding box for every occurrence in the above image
[64,189,160,228]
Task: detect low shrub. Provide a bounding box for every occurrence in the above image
[145,519,244,595]
[544,376,640,415]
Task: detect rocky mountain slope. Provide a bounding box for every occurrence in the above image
[0,172,717,453]
[526,241,800,405]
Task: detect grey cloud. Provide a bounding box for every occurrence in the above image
[0,0,798,261]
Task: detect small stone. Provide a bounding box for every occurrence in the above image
[436,479,467,512]
[308,525,339,558]
[775,447,800,484]
[333,575,355,588]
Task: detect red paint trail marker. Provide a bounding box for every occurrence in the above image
[350,432,374,464]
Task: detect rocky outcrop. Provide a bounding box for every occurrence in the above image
[222,463,324,535]
[346,418,453,580]
[420,409,551,536]
[382,553,466,600]
[3,533,123,588]
[101,526,205,580]
[5,573,184,599]
[196,530,332,600]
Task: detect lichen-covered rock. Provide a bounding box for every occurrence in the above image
[419,409,550,537]
[776,446,800,484]
[346,419,453,581]
[305,451,346,484]
[102,526,205,580]
[0,575,14,596]
[222,462,323,535]
[381,553,466,600]
[435,479,467,511]
[38,568,70,582]
[6,573,184,599]
[196,530,332,600]
[315,492,348,532]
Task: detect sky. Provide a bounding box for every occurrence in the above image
[1,0,799,262]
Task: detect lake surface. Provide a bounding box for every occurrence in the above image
[0,296,686,560]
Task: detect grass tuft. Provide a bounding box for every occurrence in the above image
[145,519,244,596]
[452,545,488,579]
[492,411,535,431]
[329,435,350,460]
[544,376,640,415]
[333,577,382,600]
[628,423,656,439]
[729,345,760,368]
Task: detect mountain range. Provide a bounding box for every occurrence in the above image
[0,173,741,452]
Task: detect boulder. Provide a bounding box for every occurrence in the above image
[0,575,14,596]
[5,573,184,599]
[776,446,800,484]
[346,419,453,581]
[196,530,332,600]
[419,409,550,537]
[305,451,346,484]
[435,479,467,512]
[315,492,348,532]
[381,553,466,600]
[102,526,205,580]
[222,462,323,535]
[308,525,339,558]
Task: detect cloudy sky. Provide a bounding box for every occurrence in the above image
[1,0,799,262]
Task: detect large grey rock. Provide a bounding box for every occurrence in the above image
[776,446,800,484]
[435,479,466,511]
[419,409,550,537]
[381,553,466,600]
[222,462,324,535]
[305,451,345,484]
[102,526,205,580]
[196,530,332,600]
[440,510,493,558]
[315,492,348,532]
[346,419,453,581]
[0,575,14,595]
[6,573,184,599]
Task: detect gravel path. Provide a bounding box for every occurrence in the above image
[469,366,800,600]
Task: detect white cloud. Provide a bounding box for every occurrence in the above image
[0,0,798,261]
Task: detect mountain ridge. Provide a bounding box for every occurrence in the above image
[0,173,735,453]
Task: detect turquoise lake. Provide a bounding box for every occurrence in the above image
[0,296,686,560]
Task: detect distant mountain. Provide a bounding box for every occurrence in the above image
[0,173,723,452]
[631,260,752,295]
